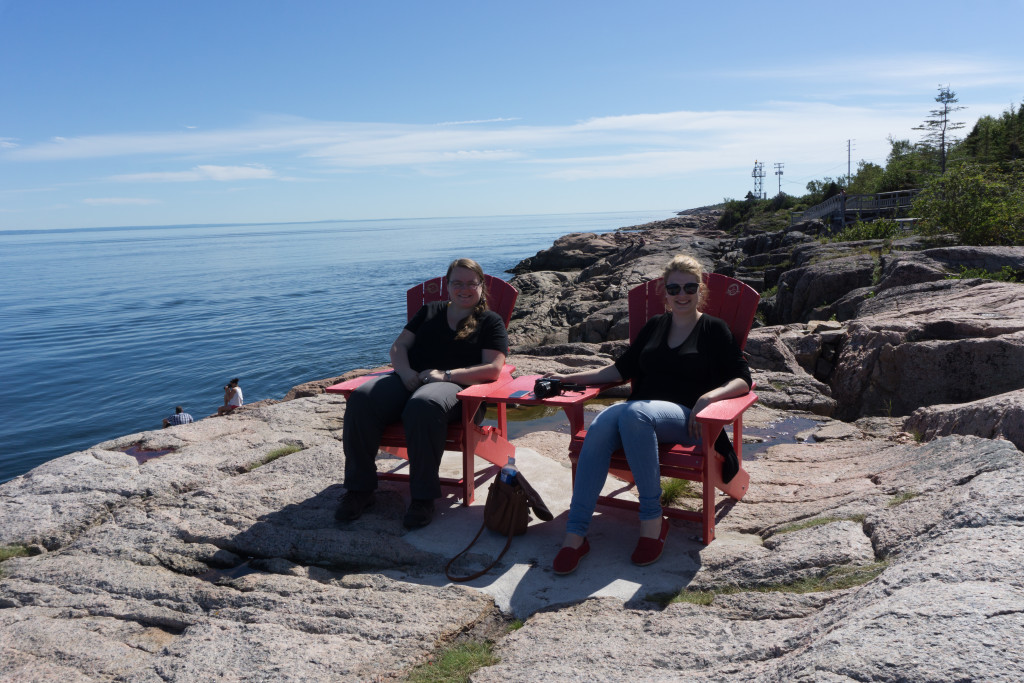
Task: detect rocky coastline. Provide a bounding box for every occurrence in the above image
[2,209,1023,681]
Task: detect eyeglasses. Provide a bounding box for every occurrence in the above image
[449,280,481,290]
[665,282,699,295]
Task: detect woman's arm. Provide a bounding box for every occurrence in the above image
[419,349,507,386]
[688,376,751,439]
[390,329,421,390]
[549,364,623,386]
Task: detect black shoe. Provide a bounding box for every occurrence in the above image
[336,490,375,522]
[402,498,435,529]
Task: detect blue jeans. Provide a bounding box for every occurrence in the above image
[566,400,700,537]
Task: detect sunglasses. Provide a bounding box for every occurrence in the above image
[665,282,699,295]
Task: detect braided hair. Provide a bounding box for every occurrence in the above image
[446,258,490,341]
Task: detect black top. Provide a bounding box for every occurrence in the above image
[614,313,751,408]
[405,301,509,372]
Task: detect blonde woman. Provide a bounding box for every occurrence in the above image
[550,254,751,574]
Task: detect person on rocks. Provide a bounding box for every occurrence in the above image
[217,378,243,415]
[338,257,509,530]
[548,253,751,574]
[163,405,193,428]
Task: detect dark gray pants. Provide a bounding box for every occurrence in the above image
[342,372,462,500]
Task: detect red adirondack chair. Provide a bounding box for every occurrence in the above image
[568,273,760,544]
[326,274,518,505]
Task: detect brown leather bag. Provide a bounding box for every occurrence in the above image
[445,473,552,582]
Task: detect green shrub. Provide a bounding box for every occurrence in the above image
[944,265,1022,282]
[912,163,1024,245]
[826,219,903,243]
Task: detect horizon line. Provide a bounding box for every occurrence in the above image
[0,207,685,236]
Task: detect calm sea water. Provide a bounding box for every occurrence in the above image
[0,211,670,483]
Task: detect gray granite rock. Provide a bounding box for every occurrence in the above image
[5,214,1024,681]
[903,387,1024,451]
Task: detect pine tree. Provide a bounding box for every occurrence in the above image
[914,86,966,174]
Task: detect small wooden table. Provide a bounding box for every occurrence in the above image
[457,374,605,442]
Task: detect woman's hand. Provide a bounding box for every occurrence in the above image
[418,369,445,385]
[689,393,714,439]
[397,367,421,391]
[688,378,751,439]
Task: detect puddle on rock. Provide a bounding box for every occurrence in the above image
[481,402,605,439]
[742,416,822,459]
[121,444,177,464]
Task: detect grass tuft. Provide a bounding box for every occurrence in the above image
[1,544,31,575]
[0,545,30,562]
[406,642,498,683]
[245,444,303,472]
[656,560,889,607]
[661,477,700,506]
[887,491,921,507]
[773,515,865,535]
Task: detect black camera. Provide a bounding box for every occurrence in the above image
[533,377,585,399]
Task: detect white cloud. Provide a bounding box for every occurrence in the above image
[110,164,275,182]
[0,97,988,185]
[83,197,161,206]
[0,137,17,149]
[719,55,1024,88]
[436,117,522,126]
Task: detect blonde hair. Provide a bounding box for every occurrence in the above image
[662,254,707,310]
[446,258,490,340]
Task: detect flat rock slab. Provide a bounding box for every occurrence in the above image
[3,394,1023,681]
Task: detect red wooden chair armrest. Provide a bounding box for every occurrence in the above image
[325,369,394,397]
[693,389,758,429]
[454,365,517,400]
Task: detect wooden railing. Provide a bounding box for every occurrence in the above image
[791,190,920,226]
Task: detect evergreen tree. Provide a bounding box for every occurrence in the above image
[913,86,966,174]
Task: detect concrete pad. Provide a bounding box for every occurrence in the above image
[379,446,707,618]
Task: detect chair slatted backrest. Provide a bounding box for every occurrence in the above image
[628,273,759,350]
[406,274,518,326]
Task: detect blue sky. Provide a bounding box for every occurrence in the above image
[2,0,1022,231]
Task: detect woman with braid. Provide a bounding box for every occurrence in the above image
[338,258,509,529]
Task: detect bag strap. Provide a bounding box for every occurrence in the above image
[445,516,517,582]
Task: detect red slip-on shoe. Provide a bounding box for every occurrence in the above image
[631,518,670,566]
[553,538,591,575]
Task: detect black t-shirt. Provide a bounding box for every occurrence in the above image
[405,301,509,372]
[613,313,751,408]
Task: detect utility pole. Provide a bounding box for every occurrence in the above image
[774,162,784,196]
[846,139,855,185]
[752,161,765,199]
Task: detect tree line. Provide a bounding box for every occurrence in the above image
[718,87,1024,246]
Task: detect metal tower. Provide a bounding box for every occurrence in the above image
[752,161,765,199]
